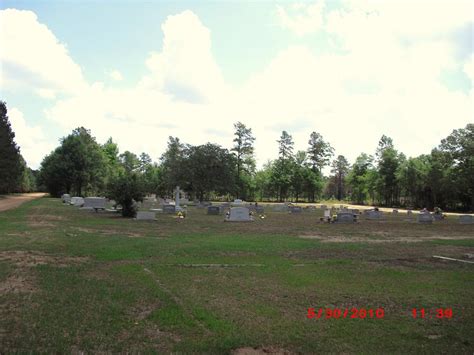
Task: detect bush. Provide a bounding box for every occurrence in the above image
[107,172,145,217]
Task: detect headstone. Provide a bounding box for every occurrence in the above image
[207,206,221,215]
[320,205,327,209]
[255,206,265,214]
[366,210,382,220]
[417,212,433,224]
[336,212,356,223]
[407,209,413,215]
[225,207,253,222]
[392,209,399,214]
[136,211,156,220]
[61,194,71,203]
[289,206,302,214]
[351,209,360,214]
[232,199,244,206]
[162,205,176,214]
[433,213,444,221]
[459,215,474,224]
[324,209,331,218]
[83,197,106,210]
[70,197,84,207]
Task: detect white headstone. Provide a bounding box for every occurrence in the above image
[136,211,156,220]
[175,186,181,210]
[324,209,331,218]
[83,197,106,210]
[226,207,253,222]
[71,197,84,207]
[61,194,71,203]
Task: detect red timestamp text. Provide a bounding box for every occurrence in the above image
[307,307,385,320]
[411,308,453,319]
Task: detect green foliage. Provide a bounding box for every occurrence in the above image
[183,143,236,200]
[39,127,107,197]
[0,101,23,193]
[330,155,350,200]
[277,130,294,160]
[231,122,256,199]
[107,172,145,217]
[307,131,334,172]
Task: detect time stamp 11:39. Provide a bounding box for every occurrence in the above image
[306,307,454,320]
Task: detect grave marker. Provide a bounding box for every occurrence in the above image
[136,211,156,220]
[225,207,253,222]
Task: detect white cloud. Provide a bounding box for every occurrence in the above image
[8,108,54,169]
[464,54,474,82]
[0,8,87,97]
[140,10,227,104]
[109,70,123,81]
[276,1,325,36]
[2,7,473,171]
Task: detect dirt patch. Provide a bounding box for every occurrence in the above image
[0,273,36,293]
[130,302,162,321]
[0,251,89,268]
[232,347,292,355]
[0,193,46,212]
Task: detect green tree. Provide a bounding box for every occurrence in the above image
[107,172,145,217]
[330,155,350,200]
[231,122,256,199]
[184,143,236,201]
[0,101,22,193]
[439,124,474,210]
[347,153,373,204]
[307,131,334,172]
[277,131,294,159]
[119,151,140,173]
[160,136,186,194]
[39,127,107,196]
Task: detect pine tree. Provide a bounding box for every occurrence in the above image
[0,101,22,193]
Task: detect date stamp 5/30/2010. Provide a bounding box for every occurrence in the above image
[307,307,454,320]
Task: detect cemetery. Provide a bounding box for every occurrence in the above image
[0,2,473,351]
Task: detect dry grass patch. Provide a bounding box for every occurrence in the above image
[0,250,89,268]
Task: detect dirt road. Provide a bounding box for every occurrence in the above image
[0,193,47,212]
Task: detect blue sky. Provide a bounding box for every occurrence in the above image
[1,0,473,169]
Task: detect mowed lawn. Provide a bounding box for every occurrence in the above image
[1,198,473,353]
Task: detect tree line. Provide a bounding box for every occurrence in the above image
[1,101,472,211]
[0,101,37,194]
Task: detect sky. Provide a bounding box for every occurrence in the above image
[0,0,473,170]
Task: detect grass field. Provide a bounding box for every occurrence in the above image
[1,198,473,353]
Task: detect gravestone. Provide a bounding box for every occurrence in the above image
[225,207,253,222]
[336,212,356,223]
[136,211,156,220]
[407,209,413,215]
[61,194,71,204]
[162,205,176,214]
[83,197,106,211]
[320,205,327,209]
[417,212,433,224]
[433,213,444,221]
[232,199,243,206]
[392,209,399,214]
[70,197,84,207]
[352,209,360,214]
[324,209,331,219]
[255,206,265,214]
[366,210,382,220]
[459,215,474,224]
[207,206,221,215]
[289,206,302,214]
